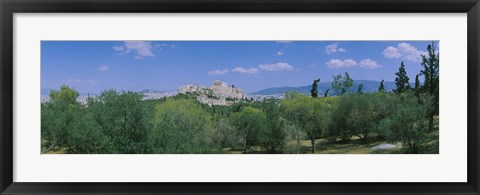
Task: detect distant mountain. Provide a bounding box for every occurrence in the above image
[250,80,410,96]
[41,88,174,97]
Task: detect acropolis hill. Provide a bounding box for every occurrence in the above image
[178,80,245,106]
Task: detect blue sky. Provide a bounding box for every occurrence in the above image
[41,41,438,94]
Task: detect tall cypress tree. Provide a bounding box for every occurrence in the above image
[420,42,439,132]
[310,78,320,98]
[414,74,421,98]
[394,61,410,94]
[357,84,363,94]
[378,79,386,93]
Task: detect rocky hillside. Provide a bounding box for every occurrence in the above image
[178,80,245,106]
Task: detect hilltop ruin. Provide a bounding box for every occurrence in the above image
[178,80,244,106]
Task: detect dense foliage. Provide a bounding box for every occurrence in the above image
[41,43,439,154]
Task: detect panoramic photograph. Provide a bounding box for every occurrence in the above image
[41,41,439,154]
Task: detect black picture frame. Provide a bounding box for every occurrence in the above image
[1,0,479,194]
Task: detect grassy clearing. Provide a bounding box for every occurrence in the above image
[221,138,401,154]
[223,130,439,154]
[41,140,68,154]
[314,138,403,154]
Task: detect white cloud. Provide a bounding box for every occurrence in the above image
[66,79,81,84]
[258,62,294,71]
[232,67,259,74]
[326,59,357,69]
[383,46,401,58]
[383,42,427,62]
[359,59,382,69]
[276,41,292,43]
[113,46,124,51]
[325,42,347,54]
[276,51,284,56]
[114,41,154,59]
[208,69,229,75]
[98,64,111,72]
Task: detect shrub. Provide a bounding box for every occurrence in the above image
[231,106,267,153]
[377,94,430,153]
[68,113,115,153]
[326,93,395,143]
[282,94,334,153]
[151,98,218,153]
[211,118,243,149]
[87,90,153,153]
[41,85,82,150]
[282,124,305,154]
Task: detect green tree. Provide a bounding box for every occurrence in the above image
[211,118,242,149]
[281,93,303,149]
[41,103,56,150]
[332,72,354,96]
[49,85,80,106]
[231,106,267,153]
[151,98,217,153]
[420,42,440,132]
[256,98,287,153]
[68,113,115,153]
[325,100,353,143]
[377,94,430,153]
[87,90,153,153]
[282,94,334,153]
[394,61,410,94]
[324,89,330,97]
[311,78,320,98]
[41,85,82,150]
[326,93,395,143]
[378,79,386,93]
[345,94,385,143]
[414,74,421,99]
[357,84,363,94]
